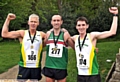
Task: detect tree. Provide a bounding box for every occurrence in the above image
[0,0,34,30]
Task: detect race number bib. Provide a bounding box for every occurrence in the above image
[49,44,63,58]
[78,53,89,68]
[26,49,37,63]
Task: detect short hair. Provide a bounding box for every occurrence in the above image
[76,16,89,24]
[52,15,62,20]
[29,14,39,21]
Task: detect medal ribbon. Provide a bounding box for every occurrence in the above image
[28,30,36,44]
[53,31,61,47]
[78,34,87,51]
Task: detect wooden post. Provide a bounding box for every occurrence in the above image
[119,48,120,54]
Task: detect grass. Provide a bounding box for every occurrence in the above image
[0,40,120,82]
[97,41,120,82]
[67,41,120,82]
[0,40,20,73]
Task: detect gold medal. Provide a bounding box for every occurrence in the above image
[28,30,36,49]
[79,53,83,57]
[53,47,57,51]
[79,53,82,57]
[31,45,34,49]
[79,53,84,58]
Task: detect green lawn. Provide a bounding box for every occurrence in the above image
[67,41,120,82]
[0,41,20,73]
[0,40,120,82]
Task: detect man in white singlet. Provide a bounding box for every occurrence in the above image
[72,7,118,82]
[1,13,46,81]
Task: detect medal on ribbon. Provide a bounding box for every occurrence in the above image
[31,45,34,49]
[53,31,61,50]
[28,30,36,49]
[53,45,58,51]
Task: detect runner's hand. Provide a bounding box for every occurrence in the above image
[7,13,16,20]
[109,7,118,15]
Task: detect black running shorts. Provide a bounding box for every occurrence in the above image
[17,66,42,81]
[42,67,67,80]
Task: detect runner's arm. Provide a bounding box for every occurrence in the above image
[91,7,118,39]
[40,31,46,47]
[64,32,75,50]
[43,31,51,47]
[2,13,22,38]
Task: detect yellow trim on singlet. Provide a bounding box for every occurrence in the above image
[36,32,43,67]
[21,30,27,67]
[21,43,26,67]
[89,46,95,74]
[88,34,95,74]
[75,35,79,41]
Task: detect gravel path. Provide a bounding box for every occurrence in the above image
[0,52,46,82]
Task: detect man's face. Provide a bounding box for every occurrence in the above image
[28,17,39,30]
[76,21,89,34]
[51,15,63,29]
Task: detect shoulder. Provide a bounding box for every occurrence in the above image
[18,30,25,37]
[90,32,100,35]
[63,31,70,36]
[89,31,101,39]
[72,35,79,41]
[63,31,71,40]
[17,30,25,33]
[39,31,45,35]
[46,30,52,36]
[37,31,46,39]
[45,30,52,39]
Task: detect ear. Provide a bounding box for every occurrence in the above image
[38,22,40,25]
[27,21,29,25]
[76,25,78,30]
[51,20,52,25]
[86,24,89,29]
[61,20,63,24]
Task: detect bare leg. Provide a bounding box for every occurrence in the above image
[58,78,66,82]
[46,77,55,82]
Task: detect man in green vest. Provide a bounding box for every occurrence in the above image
[42,15,74,82]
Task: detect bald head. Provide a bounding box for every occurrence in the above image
[51,15,63,29]
[52,15,62,20]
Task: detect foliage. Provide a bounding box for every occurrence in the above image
[32,0,59,32]
[88,1,112,32]
[0,0,34,30]
[60,2,77,35]
[0,0,120,39]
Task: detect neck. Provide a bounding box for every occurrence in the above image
[53,28,61,36]
[29,29,36,35]
[79,33,87,39]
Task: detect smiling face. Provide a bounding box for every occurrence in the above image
[76,17,89,34]
[51,15,63,29]
[76,21,89,34]
[28,14,39,30]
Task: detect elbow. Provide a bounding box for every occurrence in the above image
[1,34,5,38]
[110,30,117,36]
[1,33,4,37]
[1,33,7,38]
[111,32,116,36]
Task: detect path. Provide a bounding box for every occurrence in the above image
[0,52,46,82]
